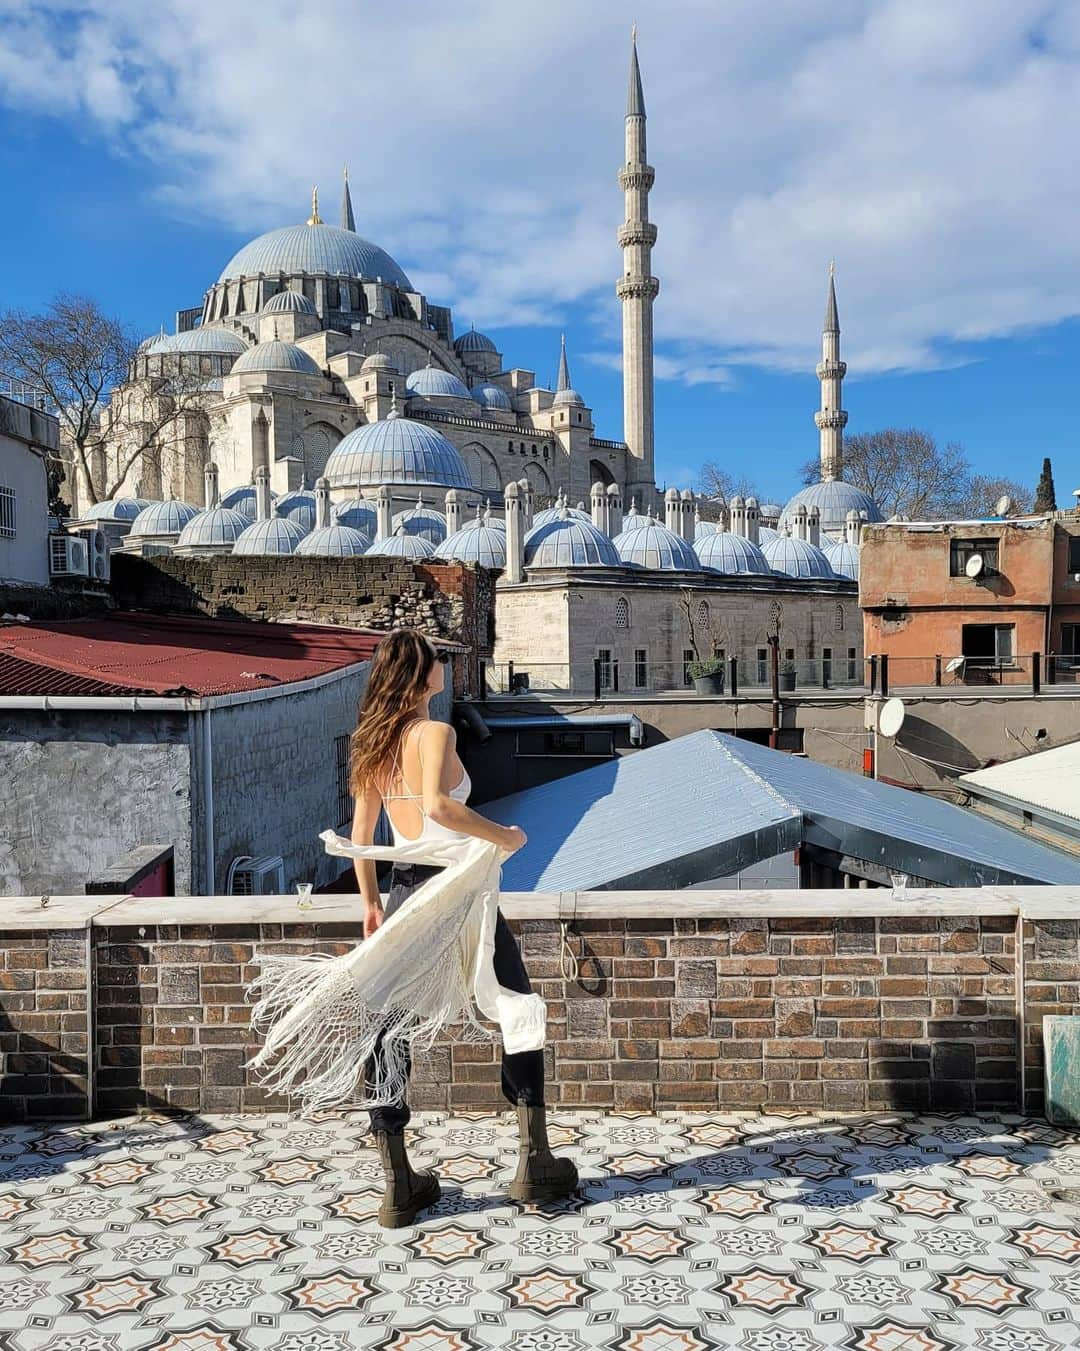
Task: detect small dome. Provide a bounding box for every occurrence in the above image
[620,510,652,532]
[824,539,860,581]
[612,522,701,571]
[464,511,505,532]
[366,529,437,559]
[761,534,837,580]
[760,503,783,519]
[275,488,317,535]
[145,327,248,356]
[454,327,497,355]
[231,340,322,377]
[695,531,772,576]
[295,524,370,557]
[435,522,507,568]
[221,484,279,521]
[758,525,780,543]
[177,505,249,550]
[129,499,200,537]
[361,351,395,371]
[332,497,378,535]
[552,386,584,408]
[405,365,473,401]
[694,520,719,540]
[232,516,305,556]
[530,504,591,529]
[261,289,317,316]
[392,497,447,545]
[470,381,512,412]
[780,480,883,538]
[219,223,412,291]
[82,496,151,523]
[325,416,472,490]
[524,515,622,568]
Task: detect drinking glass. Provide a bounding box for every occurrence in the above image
[296,882,313,910]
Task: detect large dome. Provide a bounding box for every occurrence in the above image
[324,415,472,490]
[612,522,700,571]
[695,531,772,576]
[780,480,883,538]
[524,515,622,568]
[219,224,413,291]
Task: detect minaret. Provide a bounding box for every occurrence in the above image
[815,263,848,482]
[556,334,572,393]
[341,165,356,232]
[617,26,659,497]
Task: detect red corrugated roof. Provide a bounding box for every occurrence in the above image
[0,613,386,697]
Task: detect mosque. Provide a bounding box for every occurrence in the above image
[82,36,880,692]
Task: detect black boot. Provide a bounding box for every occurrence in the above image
[508,1103,579,1203]
[374,1131,440,1228]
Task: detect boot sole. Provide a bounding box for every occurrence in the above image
[377,1175,441,1228]
[508,1174,579,1204]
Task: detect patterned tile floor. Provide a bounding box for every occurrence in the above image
[2,1109,1080,1351]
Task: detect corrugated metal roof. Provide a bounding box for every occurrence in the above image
[487,730,1080,890]
[960,741,1080,825]
[0,614,383,698]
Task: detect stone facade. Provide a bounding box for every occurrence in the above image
[4,895,1074,1122]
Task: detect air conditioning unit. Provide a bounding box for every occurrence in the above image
[49,534,89,578]
[73,526,111,582]
[228,855,285,896]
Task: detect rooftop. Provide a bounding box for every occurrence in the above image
[961,739,1080,825]
[0,613,384,699]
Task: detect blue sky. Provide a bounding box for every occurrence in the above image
[2,0,1080,507]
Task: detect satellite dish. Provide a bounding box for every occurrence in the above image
[946,656,966,674]
[994,494,1013,517]
[878,697,906,738]
[965,552,985,579]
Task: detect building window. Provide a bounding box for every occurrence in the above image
[596,648,613,690]
[822,646,832,684]
[335,735,352,827]
[614,596,630,628]
[962,623,1015,665]
[0,486,15,538]
[950,537,999,577]
[847,646,857,680]
[508,440,514,451]
[696,600,709,629]
[835,604,845,631]
[1068,537,1080,574]
[1061,624,1080,667]
[682,648,695,686]
[543,446,549,459]
[634,648,647,688]
[756,647,768,683]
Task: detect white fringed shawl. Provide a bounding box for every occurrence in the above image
[243,830,546,1114]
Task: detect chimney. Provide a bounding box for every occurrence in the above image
[254,466,272,522]
[314,477,331,529]
[503,480,524,584]
[519,477,533,529]
[376,484,393,542]
[808,505,821,548]
[591,480,607,533]
[745,496,760,546]
[607,481,623,536]
[664,486,680,534]
[680,488,694,541]
[730,495,746,538]
[793,503,808,542]
[204,461,219,509]
[444,488,462,537]
[846,509,861,546]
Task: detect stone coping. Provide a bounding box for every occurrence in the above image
[1,885,1075,930]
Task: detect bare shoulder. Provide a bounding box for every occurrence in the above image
[418,718,455,749]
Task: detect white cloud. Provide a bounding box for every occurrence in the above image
[3,0,1080,380]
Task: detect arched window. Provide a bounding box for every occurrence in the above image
[463,443,501,494]
[589,459,615,487]
[835,603,845,631]
[615,596,630,629]
[523,461,552,495]
[696,600,710,629]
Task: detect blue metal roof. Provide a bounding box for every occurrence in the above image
[485,731,1080,891]
[324,416,472,490]
[219,223,412,291]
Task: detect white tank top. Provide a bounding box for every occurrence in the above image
[381,720,472,845]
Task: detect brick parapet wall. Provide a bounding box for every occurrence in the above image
[4,902,1078,1122]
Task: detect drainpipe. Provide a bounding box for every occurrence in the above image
[200,707,215,895]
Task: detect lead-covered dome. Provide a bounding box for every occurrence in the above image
[780,480,883,538]
[221,484,278,521]
[366,528,437,559]
[219,223,412,291]
[177,505,248,550]
[694,520,719,540]
[454,327,497,354]
[435,521,507,569]
[405,366,473,401]
[261,289,317,315]
[762,534,837,580]
[295,523,370,557]
[145,327,248,356]
[81,496,152,523]
[275,488,317,535]
[233,516,305,556]
[530,504,591,529]
[470,381,512,412]
[524,514,621,568]
[392,496,447,545]
[332,497,378,536]
[823,539,860,581]
[612,522,700,570]
[231,340,322,377]
[324,415,472,490]
[695,531,772,576]
[129,499,200,537]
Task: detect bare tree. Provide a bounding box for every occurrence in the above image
[0,293,209,507]
[696,461,761,513]
[798,427,1030,520]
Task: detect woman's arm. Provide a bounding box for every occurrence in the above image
[351,779,385,938]
[419,722,526,852]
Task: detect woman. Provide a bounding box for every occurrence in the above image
[350,628,578,1227]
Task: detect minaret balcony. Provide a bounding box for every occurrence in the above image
[618,165,656,191]
[815,409,849,430]
[616,276,661,301]
[816,359,847,381]
[618,222,658,248]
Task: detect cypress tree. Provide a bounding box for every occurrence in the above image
[1034,457,1057,513]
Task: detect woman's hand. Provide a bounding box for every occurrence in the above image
[363,900,384,939]
[501,825,528,855]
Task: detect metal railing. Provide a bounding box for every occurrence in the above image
[866,653,1080,696]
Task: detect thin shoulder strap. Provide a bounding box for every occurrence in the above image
[387,717,422,793]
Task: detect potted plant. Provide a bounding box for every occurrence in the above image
[688,657,726,695]
[778,661,797,692]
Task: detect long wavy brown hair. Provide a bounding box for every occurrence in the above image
[350,628,437,797]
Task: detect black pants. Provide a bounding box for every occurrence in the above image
[367,862,546,1133]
